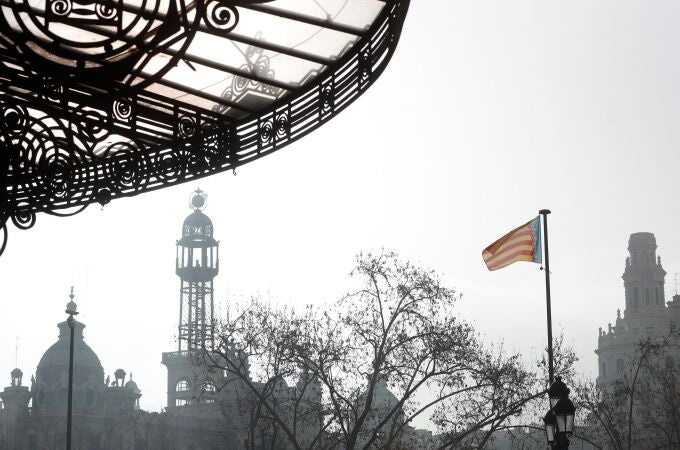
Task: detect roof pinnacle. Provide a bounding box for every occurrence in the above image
[189,188,207,211]
[66,286,78,316]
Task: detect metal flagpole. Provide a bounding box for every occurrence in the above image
[539,209,554,384]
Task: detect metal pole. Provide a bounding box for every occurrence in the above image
[540,209,554,384]
[66,314,75,450]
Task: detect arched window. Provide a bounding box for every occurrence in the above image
[202,380,216,392]
[617,359,624,373]
[176,378,191,392]
[634,287,639,307]
[176,399,189,406]
[646,288,651,305]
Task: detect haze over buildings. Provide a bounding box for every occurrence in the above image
[1,0,680,431]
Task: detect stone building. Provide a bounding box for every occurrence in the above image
[0,292,146,449]
[595,232,680,385]
[0,190,320,450]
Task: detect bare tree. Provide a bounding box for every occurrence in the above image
[574,327,680,450]
[207,251,564,449]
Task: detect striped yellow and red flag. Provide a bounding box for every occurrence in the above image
[482,216,542,271]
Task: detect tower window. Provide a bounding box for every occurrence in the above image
[601,362,607,376]
[656,287,661,305]
[634,287,639,307]
[176,399,189,406]
[176,378,191,392]
[203,380,217,392]
[646,288,651,305]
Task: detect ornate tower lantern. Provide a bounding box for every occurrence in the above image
[176,189,219,352]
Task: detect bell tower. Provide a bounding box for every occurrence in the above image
[176,189,219,351]
[622,232,666,317]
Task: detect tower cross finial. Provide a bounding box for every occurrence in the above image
[69,286,74,301]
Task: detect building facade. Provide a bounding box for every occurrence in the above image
[0,191,312,450]
[0,190,433,450]
[595,232,680,385]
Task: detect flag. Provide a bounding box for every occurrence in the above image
[483,216,542,271]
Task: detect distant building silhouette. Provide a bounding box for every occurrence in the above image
[596,232,680,384]
[0,190,436,449]
[0,190,314,449]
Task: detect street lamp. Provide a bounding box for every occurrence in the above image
[543,409,557,445]
[553,394,576,436]
[544,377,576,449]
[65,287,78,450]
[548,376,569,409]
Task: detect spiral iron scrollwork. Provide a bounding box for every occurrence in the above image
[11,211,36,230]
[0,220,7,257]
[113,99,134,122]
[0,0,411,257]
[205,0,239,32]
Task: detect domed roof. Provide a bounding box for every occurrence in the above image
[371,377,399,410]
[125,379,140,393]
[179,210,217,246]
[36,320,104,386]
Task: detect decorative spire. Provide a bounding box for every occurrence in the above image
[189,188,207,211]
[65,286,78,316]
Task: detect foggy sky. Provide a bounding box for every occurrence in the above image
[2,0,680,429]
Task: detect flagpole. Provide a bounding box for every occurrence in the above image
[539,209,554,384]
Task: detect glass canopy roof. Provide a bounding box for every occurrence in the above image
[0,0,410,254]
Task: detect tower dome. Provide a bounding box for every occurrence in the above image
[33,290,105,412]
[180,211,216,245]
[179,189,216,246]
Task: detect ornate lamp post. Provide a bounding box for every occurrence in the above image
[65,287,78,450]
[535,210,577,449]
[543,409,557,446]
[544,376,576,449]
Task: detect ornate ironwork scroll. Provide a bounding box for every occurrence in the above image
[0,0,410,254]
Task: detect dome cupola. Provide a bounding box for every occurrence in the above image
[33,289,105,413]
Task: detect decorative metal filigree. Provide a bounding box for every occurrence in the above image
[0,0,411,255]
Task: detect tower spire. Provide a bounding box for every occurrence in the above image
[66,286,78,316]
[175,190,219,352]
[622,232,666,313]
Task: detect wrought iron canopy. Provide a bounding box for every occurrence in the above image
[0,0,410,254]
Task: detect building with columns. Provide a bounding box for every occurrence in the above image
[595,232,680,385]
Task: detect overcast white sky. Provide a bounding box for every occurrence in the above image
[2,0,680,422]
